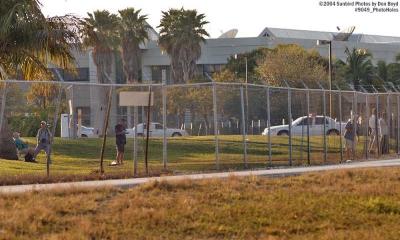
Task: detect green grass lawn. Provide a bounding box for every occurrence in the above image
[1,167,400,239]
[0,135,395,184]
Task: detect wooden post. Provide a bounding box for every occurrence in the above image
[100,87,113,174]
[144,88,152,176]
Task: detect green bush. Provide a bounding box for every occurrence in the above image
[8,111,61,137]
[9,115,42,137]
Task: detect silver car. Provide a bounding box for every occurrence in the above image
[127,122,188,137]
[262,116,346,136]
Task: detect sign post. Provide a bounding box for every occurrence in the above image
[119,91,154,176]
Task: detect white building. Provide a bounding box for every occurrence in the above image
[141,27,400,83]
[64,27,400,127]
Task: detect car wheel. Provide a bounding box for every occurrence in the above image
[172,132,182,137]
[277,130,289,136]
[137,133,144,137]
[327,129,339,136]
[81,134,88,138]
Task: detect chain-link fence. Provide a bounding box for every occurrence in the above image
[1,80,399,180]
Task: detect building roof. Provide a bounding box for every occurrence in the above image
[146,22,159,41]
[259,27,400,44]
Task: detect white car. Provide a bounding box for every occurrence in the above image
[262,116,346,136]
[127,122,188,137]
[79,125,96,138]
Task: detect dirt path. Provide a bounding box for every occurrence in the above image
[1,159,400,194]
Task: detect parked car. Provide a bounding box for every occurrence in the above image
[262,116,346,136]
[126,122,188,137]
[79,125,96,138]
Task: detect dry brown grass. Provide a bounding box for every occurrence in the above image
[1,167,400,239]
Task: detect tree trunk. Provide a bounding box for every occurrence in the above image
[92,49,114,137]
[122,41,141,83]
[353,77,360,91]
[0,120,18,160]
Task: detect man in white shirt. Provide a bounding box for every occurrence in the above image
[368,108,379,154]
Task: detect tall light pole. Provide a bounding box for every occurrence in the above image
[234,54,249,134]
[245,56,249,134]
[317,26,355,117]
[317,40,332,116]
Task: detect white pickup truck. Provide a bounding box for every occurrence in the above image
[262,116,346,136]
[127,122,188,137]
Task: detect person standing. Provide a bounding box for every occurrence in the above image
[368,108,378,154]
[113,119,127,165]
[33,121,52,162]
[379,112,389,154]
[344,116,356,161]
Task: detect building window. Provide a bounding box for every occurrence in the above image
[76,107,90,126]
[151,66,170,83]
[51,68,89,82]
[202,64,224,74]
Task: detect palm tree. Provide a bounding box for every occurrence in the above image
[344,47,374,90]
[376,60,388,82]
[82,10,119,135]
[0,0,82,160]
[118,8,149,84]
[82,10,119,84]
[158,8,209,83]
[1,1,82,79]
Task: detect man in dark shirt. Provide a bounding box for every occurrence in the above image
[344,115,356,161]
[114,119,127,165]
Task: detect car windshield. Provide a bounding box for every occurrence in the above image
[292,117,304,126]
[141,123,161,129]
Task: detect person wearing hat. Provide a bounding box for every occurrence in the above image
[33,121,52,162]
[344,114,357,161]
[368,108,378,154]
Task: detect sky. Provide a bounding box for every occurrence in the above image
[41,0,400,38]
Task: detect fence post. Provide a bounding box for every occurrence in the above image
[133,106,138,176]
[266,87,272,167]
[338,90,343,163]
[99,86,113,174]
[0,67,8,135]
[376,95,380,158]
[386,93,391,153]
[0,82,7,135]
[288,88,293,166]
[49,79,64,177]
[144,87,152,176]
[71,86,77,139]
[240,86,248,168]
[397,95,400,154]
[306,89,311,165]
[162,84,167,170]
[323,89,327,163]
[365,94,369,160]
[212,82,220,170]
[353,91,357,161]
